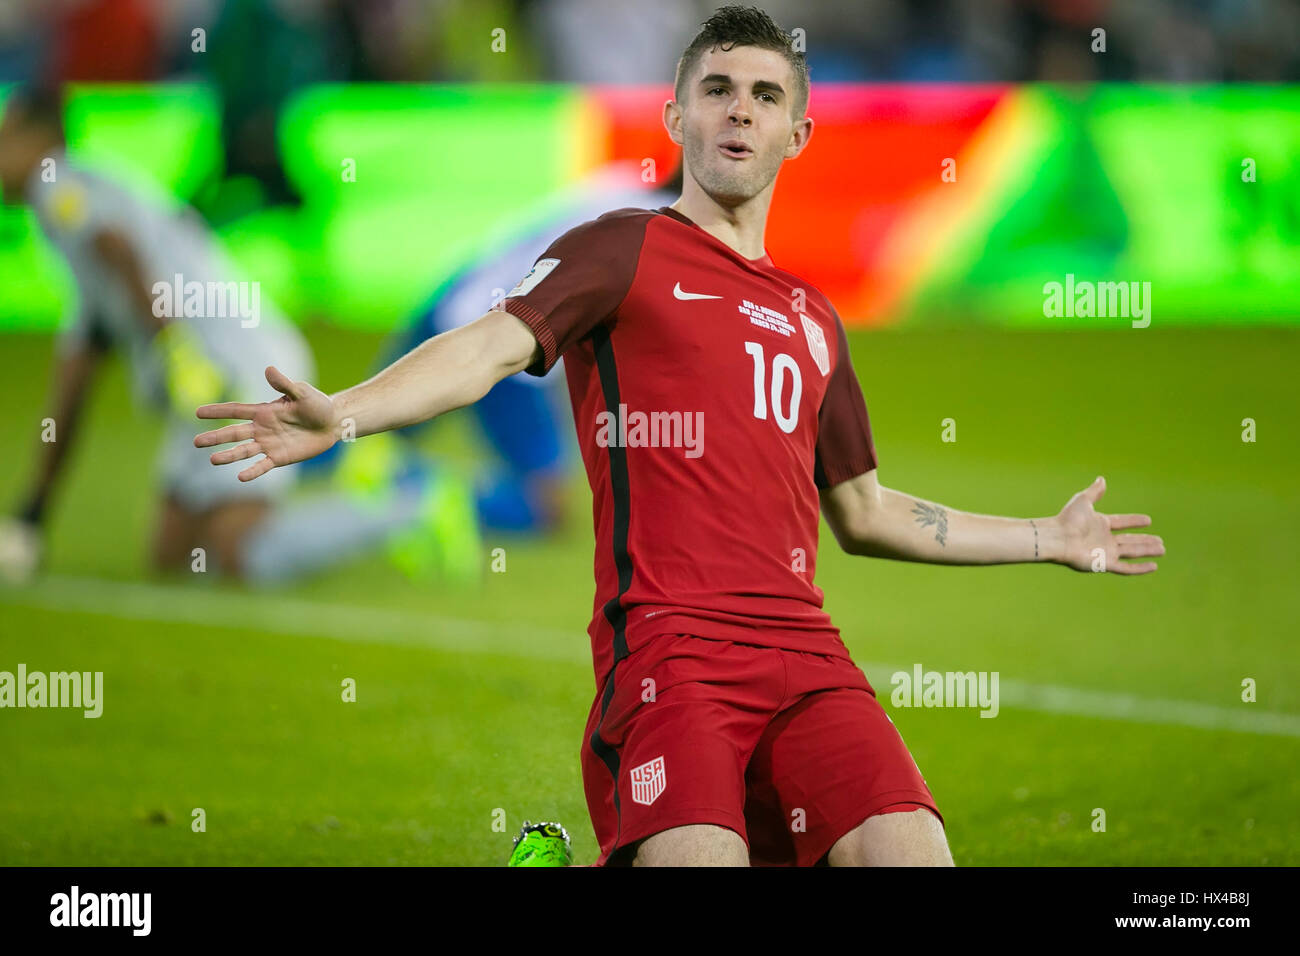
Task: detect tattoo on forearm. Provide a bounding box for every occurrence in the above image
[911,501,948,546]
[1030,518,1039,560]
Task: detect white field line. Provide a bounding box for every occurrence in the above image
[2,575,589,663]
[3,575,1298,739]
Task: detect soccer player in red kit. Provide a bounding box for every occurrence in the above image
[194,6,1164,866]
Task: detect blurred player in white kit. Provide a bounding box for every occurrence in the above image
[0,86,476,585]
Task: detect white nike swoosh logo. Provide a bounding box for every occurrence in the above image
[673,282,723,300]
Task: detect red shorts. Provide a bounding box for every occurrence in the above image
[581,633,943,866]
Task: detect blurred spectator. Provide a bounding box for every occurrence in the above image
[1,1,1297,87]
[0,1,48,83]
[200,0,350,213]
[45,0,164,83]
[523,0,701,84]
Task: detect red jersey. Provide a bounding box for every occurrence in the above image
[492,205,879,686]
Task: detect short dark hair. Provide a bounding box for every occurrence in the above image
[4,84,66,140]
[674,5,809,119]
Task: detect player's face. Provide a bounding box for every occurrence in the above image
[672,45,808,208]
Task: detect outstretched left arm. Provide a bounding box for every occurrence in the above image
[820,471,1164,574]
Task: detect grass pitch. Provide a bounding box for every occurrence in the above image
[1,323,1296,865]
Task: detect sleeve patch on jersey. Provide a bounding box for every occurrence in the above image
[801,314,831,376]
[505,257,560,298]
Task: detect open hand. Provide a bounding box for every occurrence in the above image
[1055,476,1165,574]
[194,366,338,481]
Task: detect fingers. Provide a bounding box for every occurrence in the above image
[265,365,300,400]
[194,423,253,448]
[1116,533,1165,559]
[1107,512,1152,530]
[239,456,277,482]
[1081,475,1106,503]
[197,402,262,421]
[1110,560,1158,575]
[207,438,274,478]
[209,440,262,466]
[1110,532,1164,574]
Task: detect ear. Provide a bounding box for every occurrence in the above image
[663,98,684,147]
[785,114,813,160]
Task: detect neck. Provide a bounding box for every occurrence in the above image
[670,174,773,261]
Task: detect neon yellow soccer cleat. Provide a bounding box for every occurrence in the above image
[507,821,574,867]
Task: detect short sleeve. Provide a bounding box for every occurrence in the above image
[813,307,878,489]
[490,209,650,377]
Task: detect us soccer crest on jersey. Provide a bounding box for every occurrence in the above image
[801,313,831,376]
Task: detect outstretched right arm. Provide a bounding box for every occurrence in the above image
[195,309,541,482]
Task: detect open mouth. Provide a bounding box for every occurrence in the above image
[718,142,753,159]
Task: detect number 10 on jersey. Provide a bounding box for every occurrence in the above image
[744,341,802,434]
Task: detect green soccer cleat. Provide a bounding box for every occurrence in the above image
[507,821,574,867]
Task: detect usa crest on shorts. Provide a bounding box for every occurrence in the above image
[629,755,666,806]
